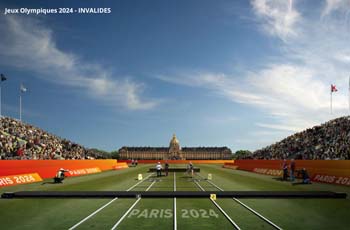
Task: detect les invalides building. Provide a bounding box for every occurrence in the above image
[118,134,232,160]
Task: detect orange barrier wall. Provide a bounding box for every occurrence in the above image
[225,160,350,186]
[119,160,234,164]
[0,160,117,179]
[0,173,43,187]
[113,162,129,170]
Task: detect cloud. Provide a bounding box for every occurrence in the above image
[322,0,350,16]
[158,65,339,133]
[334,53,350,63]
[158,60,348,137]
[160,1,350,138]
[157,72,268,106]
[251,130,288,136]
[255,123,301,132]
[0,16,158,110]
[250,0,301,41]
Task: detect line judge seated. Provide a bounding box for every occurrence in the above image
[54,168,69,183]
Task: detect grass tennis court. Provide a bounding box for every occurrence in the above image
[1,164,349,230]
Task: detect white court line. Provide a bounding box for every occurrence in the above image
[194,180,205,191]
[145,180,156,191]
[193,180,241,230]
[111,197,142,230]
[232,197,282,230]
[211,199,242,230]
[111,180,156,230]
[127,173,153,191]
[68,198,119,230]
[68,173,153,230]
[173,172,177,230]
[201,174,283,230]
[204,177,224,191]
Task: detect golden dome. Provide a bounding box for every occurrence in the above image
[170,134,179,146]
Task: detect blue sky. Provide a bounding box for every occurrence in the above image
[0,0,350,152]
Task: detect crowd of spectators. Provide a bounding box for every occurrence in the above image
[0,116,106,160]
[250,116,350,160]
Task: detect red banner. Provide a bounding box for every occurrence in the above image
[119,160,234,164]
[223,164,238,170]
[0,160,118,179]
[225,160,350,186]
[113,163,129,170]
[312,174,350,186]
[253,168,282,176]
[0,173,42,187]
[66,167,101,177]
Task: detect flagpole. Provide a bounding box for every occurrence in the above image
[0,73,5,127]
[0,83,2,128]
[0,74,3,118]
[20,89,22,122]
[331,90,332,114]
[0,83,2,118]
[19,84,27,122]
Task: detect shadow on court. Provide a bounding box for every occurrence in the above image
[292,182,312,186]
[41,182,59,185]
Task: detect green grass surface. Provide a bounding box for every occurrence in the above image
[0,164,349,230]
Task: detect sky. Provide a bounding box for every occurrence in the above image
[0,0,350,152]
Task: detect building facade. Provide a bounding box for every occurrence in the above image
[118,134,232,160]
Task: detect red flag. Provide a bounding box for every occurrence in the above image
[331,84,338,92]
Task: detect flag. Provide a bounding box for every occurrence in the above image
[0,74,6,81]
[331,84,337,93]
[20,84,27,93]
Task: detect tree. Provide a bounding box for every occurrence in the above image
[86,148,111,159]
[110,151,119,159]
[232,150,252,159]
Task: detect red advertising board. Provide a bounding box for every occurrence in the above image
[113,162,129,170]
[312,174,350,186]
[119,160,234,164]
[225,160,350,186]
[66,167,101,177]
[0,160,117,179]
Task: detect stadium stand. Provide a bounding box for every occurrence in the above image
[250,116,350,160]
[0,117,105,160]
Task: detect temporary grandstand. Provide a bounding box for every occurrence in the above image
[0,116,106,160]
[250,116,350,160]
